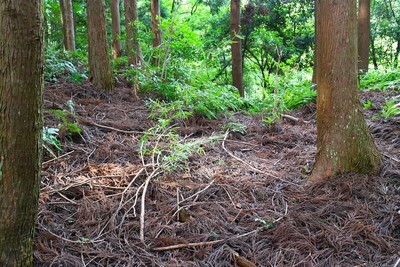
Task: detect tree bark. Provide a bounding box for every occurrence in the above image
[151,0,162,66]
[87,0,114,91]
[111,0,123,59]
[0,0,44,266]
[311,0,380,181]
[358,0,370,73]
[59,0,76,51]
[124,0,142,66]
[230,0,244,97]
[312,3,317,84]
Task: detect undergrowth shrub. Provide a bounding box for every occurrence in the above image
[45,47,87,83]
[359,68,400,91]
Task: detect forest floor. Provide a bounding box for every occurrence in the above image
[34,82,400,267]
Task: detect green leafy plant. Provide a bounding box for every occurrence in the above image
[379,97,400,120]
[255,217,275,230]
[46,100,82,139]
[362,100,374,109]
[44,47,87,83]
[140,103,220,173]
[42,127,62,157]
[359,68,400,91]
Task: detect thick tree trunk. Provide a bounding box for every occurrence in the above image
[124,0,142,66]
[358,0,370,73]
[230,0,244,97]
[111,0,123,59]
[87,0,114,91]
[311,0,380,181]
[151,0,161,66]
[59,0,76,51]
[0,0,44,266]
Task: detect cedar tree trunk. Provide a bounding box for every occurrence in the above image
[87,0,114,91]
[311,0,381,181]
[230,0,244,97]
[111,0,123,59]
[59,0,76,51]
[358,0,370,73]
[0,0,44,266]
[124,0,142,66]
[151,0,161,66]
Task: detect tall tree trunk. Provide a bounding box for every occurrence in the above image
[370,34,378,69]
[311,0,380,181]
[111,0,123,59]
[394,36,400,68]
[358,0,370,73]
[87,0,114,91]
[151,0,161,66]
[312,3,317,84]
[124,0,142,66]
[230,0,244,97]
[0,0,44,266]
[59,0,76,51]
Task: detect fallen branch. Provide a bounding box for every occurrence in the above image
[152,240,222,252]
[42,150,75,166]
[152,228,261,252]
[88,121,144,135]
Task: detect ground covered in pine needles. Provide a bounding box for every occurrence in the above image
[34,82,400,267]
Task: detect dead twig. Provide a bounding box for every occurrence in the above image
[42,150,75,166]
[89,121,144,134]
[152,228,261,252]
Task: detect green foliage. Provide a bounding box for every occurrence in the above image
[46,100,82,139]
[359,68,400,91]
[255,217,275,230]
[139,105,219,173]
[362,100,374,109]
[42,127,62,157]
[45,47,87,83]
[379,97,400,120]
[222,122,247,135]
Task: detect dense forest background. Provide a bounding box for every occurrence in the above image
[44,0,399,121]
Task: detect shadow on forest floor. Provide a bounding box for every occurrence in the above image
[34,82,400,266]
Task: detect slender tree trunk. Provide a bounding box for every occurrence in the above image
[230,0,244,97]
[311,0,380,181]
[59,0,76,51]
[394,36,400,68]
[358,0,370,73]
[124,0,142,66]
[111,0,123,59]
[151,0,162,66]
[370,34,378,69]
[0,0,44,266]
[87,0,114,91]
[312,3,317,84]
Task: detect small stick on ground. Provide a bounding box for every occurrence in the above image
[152,228,261,252]
[42,150,75,166]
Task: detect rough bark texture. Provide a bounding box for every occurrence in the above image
[87,0,114,91]
[59,0,75,51]
[311,0,381,181]
[151,0,161,66]
[358,0,370,73]
[230,0,244,97]
[111,0,122,59]
[0,0,44,266]
[124,0,141,66]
